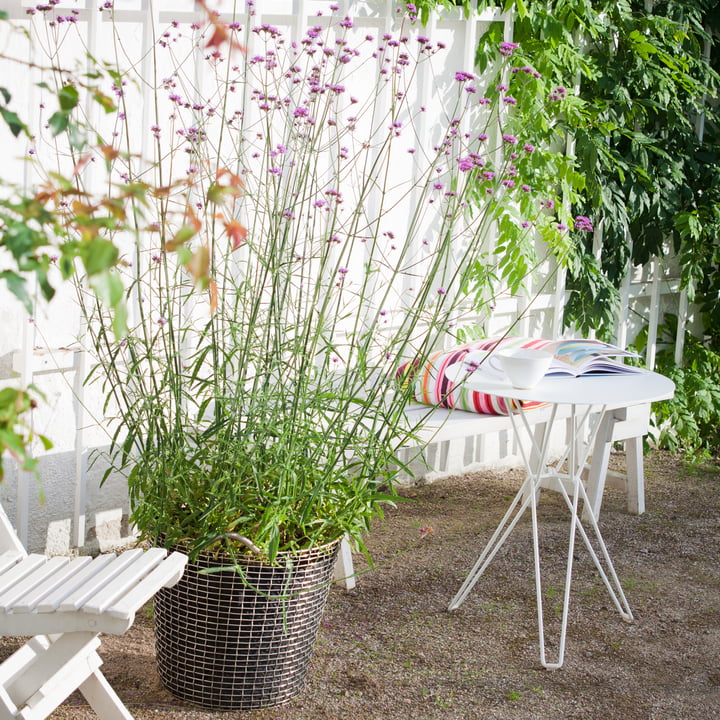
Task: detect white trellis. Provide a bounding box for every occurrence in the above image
[0,0,691,553]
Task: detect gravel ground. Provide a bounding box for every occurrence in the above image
[4,450,719,720]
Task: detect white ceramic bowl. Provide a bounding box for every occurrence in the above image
[497,348,553,389]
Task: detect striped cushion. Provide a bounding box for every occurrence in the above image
[400,337,552,415]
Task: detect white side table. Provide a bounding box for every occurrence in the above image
[445,369,675,668]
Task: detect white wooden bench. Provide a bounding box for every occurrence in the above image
[0,502,187,720]
[335,400,651,590]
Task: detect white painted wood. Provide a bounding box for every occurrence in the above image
[82,548,168,615]
[615,233,633,351]
[646,257,661,370]
[0,557,48,601]
[0,504,26,557]
[334,538,357,591]
[34,555,118,613]
[0,637,48,691]
[0,499,187,720]
[77,670,135,720]
[675,288,688,366]
[0,552,24,575]
[0,557,70,610]
[624,436,645,515]
[105,550,188,621]
[72,350,88,550]
[12,557,94,614]
[5,633,100,715]
[56,550,143,612]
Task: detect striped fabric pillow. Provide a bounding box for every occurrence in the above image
[400,337,552,415]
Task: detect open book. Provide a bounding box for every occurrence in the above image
[540,339,642,377]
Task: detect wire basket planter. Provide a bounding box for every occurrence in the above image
[154,539,341,710]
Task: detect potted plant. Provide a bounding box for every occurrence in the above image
[18,0,583,709]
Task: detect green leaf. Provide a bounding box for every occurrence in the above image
[88,268,124,306]
[57,84,79,112]
[92,90,116,114]
[48,111,70,136]
[0,106,26,137]
[166,225,198,251]
[80,237,119,276]
[88,270,128,339]
[0,271,33,314]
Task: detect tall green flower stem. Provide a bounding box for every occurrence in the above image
[20,2,583,561]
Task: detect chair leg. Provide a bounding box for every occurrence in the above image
[0,633,134,720]
[79,670,134,720]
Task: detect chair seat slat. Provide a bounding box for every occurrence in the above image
[0,551,24,575]
[34,555,117,613]
[1,495,187,720]
[0,556,70,610]
[11,556,94,613]
[0,556,48,605]
[106,551,188,619]
[57,549,144,612]
[83,548,169,616]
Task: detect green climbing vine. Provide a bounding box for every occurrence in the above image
[411,0,720,458]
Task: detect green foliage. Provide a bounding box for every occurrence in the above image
[0,72,128,477]
[471,0,720,340]
[421,0,720,455]
[506,0,720,456]
[411,5,592,316]
[0,387,51,480]
[409,0,475,26]
[637,319,720,458]
[0,87,28,138]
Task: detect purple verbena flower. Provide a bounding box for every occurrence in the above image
[574,215,594,232]
[455,70,474,82]
[499,41,520,57]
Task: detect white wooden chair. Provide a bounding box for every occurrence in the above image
[0,502,187,720]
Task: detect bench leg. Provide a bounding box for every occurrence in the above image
[583,413,616,523]
[521,422,548,507]
[624,436,645,515]
[333,537,356,591]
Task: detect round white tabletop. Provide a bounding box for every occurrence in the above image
[445,366,675,408]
